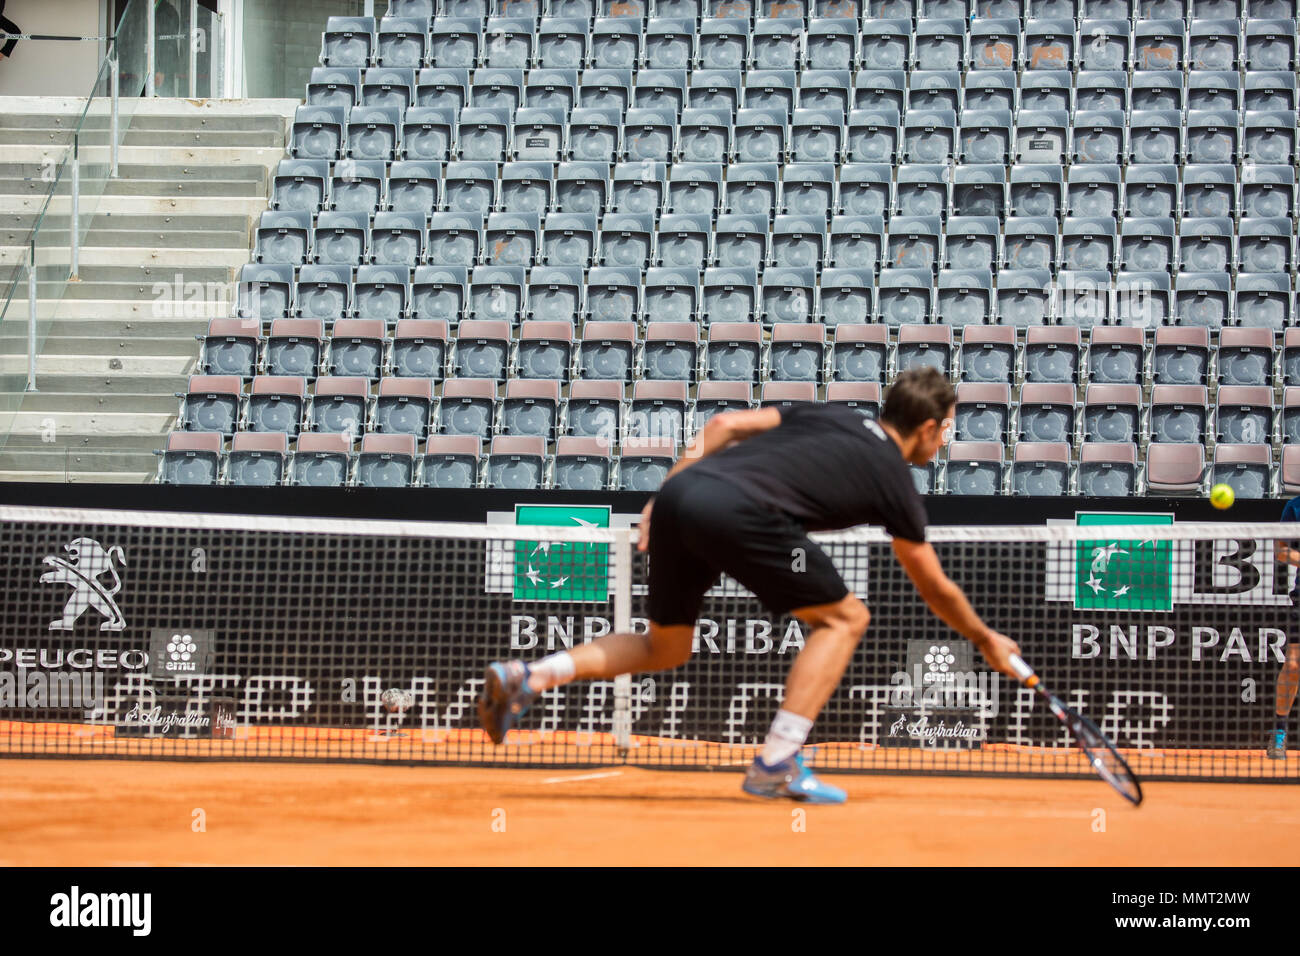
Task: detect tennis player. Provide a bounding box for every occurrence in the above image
[479,367,1022,803]
[1270,495,1300,759]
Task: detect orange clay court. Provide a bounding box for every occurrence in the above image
[1,756,1298,866]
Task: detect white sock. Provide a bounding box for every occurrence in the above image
[760,709,813,767]
[527,651,575,692]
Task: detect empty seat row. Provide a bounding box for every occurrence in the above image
[274,159,854,219]
[159,426,1300,496]
[178,364,1300,450]
[958,323,1298,385]
[322,11,1300,74]
[159,429,680,491]
[952,381,1293,445]
[308,65,1300,130]
[176,374,847,444]
[271,157,1300,227]
[373,0,1300,25]
[236,257,1296,332]
[199,314,1300,388]
[198,319,893,385]
[255,205,1296,282]
[916,438,1283,496]
[290,98,1300,168]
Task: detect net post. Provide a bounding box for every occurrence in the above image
[612,527,633,754]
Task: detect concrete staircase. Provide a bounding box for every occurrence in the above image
[0,97,299,482]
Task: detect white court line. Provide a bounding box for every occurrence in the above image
[541,771,624,785]
[927,807,1091,820]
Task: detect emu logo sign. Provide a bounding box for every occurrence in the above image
[40,538,127,631]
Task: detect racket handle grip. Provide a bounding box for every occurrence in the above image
[1008,654,1036,685]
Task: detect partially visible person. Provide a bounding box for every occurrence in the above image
[1271,495,1300,759]
[0,1,21,61]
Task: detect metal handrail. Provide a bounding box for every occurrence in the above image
[0,1,139,394]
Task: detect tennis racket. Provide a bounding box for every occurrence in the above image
[1009,654,1144,807]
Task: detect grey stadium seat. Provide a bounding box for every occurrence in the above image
[487,436,546,490]
[1011,443,1072,496]
[228,432,288,487]
[1024,326,1081,385]
[961,325,1017,384]
[310,376,370,438]
[1077,442,1139,496]
[292,433,354,488]
[421,435,481,489]
[1149,384,1210,443]
[955,382,1012,442]
[1212,445,1271,500]
[160,432,223,486]
[1152,326,1210,386]
[944,441,1005,495]
[1218,328,1274,387]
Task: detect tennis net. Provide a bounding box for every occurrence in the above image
[1,504,1297,782]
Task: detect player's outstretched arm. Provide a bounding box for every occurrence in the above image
[891,537,1021,678]
[1275,541,1300,568]
[637,407,782,551]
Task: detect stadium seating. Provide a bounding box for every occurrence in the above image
[160,3,1300,496]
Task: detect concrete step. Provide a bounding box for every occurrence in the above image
[0,468,155,483]
[2,398,176,421]
[0,128,286,149]
[0,176,267,201]
[0,113,288,134]
[0,320,224,342]
[0,353,195,376]
[0,165,268,200]
[0,96,300,119]
[3,144,287,169]
[28,279,236,301]
[0,211,250,231]
[0,227,250,250]
[0,372,186,394]
[0,97,298,482]
[1,432,174,451]
[0,301,231,321]
[12,319,222,339]
[0,432,162,481]
[0,160,268,181]
[0,195,268,216]
[0,331,206,354]
[32,263,233,284]
[0,246,253,268]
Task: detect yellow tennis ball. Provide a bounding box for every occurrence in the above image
[1210,483,1235,509]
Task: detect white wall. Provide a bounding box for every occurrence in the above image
[0,0,104,97]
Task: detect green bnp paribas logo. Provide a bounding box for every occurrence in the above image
[1074,512,1174,612]
[512,504,611,602]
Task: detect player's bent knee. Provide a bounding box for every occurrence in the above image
[795,595,869,641]
[647,622,694,669]
[840,597,870,639]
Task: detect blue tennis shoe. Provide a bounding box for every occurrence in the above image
[478,660,538,744]
[742,752,847,804]
[1268,728,1287,760]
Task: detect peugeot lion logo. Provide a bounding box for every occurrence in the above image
[40,537,127,631]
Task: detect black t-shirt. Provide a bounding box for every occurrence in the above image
[1283,496,1300,603]
[688,403,929,540]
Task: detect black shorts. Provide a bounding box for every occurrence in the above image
[646,469,850,627]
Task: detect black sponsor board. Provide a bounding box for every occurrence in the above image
[0,516,1296,777]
